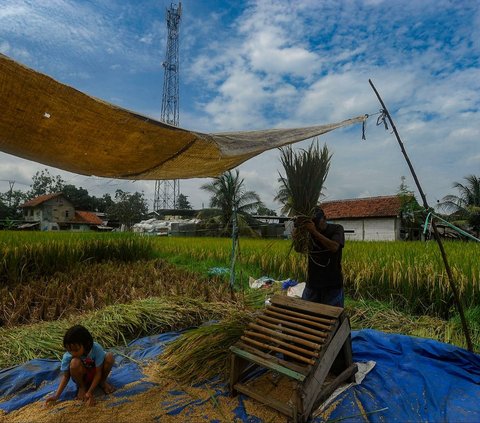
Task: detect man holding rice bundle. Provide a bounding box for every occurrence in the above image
[298,206,345,307]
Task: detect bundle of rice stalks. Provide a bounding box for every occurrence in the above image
[276,141,331,254]
[0,296,232,368]
[158,309,255,384]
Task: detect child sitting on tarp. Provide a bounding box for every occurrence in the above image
[45,325,115,406]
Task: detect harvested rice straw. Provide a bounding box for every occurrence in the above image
[0,297,231,368]
[158,309,255,384]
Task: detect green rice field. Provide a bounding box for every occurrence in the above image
[1,231,479,367]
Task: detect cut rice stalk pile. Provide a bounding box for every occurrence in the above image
[0,296,236,368]
[158,309,256,384]
[0,259,234,327]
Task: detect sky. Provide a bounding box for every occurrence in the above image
[0,0,479,213]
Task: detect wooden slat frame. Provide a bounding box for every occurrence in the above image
[258,315,328,339]
[265,309,332,331]
[254,317,327,343]
[235,341,309,375]
[241,336,315,365]
[248,322,322,350]
[268,305,336,325]
[271,295,343,319]
[230,295,356,423]
[244,330,319,358]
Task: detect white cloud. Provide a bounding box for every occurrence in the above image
[0,0,479,213]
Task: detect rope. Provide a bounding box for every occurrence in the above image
[423,212,480,242]
[376,109,389,130]
[360,111,384,141]
[362,114,368,140]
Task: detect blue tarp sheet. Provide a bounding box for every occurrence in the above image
[1,329,479,422]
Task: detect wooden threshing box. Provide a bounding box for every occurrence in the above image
[229,295,357,422]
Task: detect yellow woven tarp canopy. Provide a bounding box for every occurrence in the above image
[0,54,365,180]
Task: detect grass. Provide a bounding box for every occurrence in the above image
[0,232,155,284]
[153,237,480,317]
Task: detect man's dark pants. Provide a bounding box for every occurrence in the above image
[301,286,344,308]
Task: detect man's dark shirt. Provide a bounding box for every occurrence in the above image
[307,223,345,290]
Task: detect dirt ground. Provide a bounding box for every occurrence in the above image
[0,363,341,423]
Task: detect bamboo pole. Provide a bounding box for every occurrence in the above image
[369,79,473,351]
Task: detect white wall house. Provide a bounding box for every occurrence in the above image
[322,195,404,241]
[19,193,105,231]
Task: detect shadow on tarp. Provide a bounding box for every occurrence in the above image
[1,329,480,422]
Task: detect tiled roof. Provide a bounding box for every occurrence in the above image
[72,211,104,225]
[321,195,403,219]
[20,193,63,208]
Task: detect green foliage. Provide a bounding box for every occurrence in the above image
[28,169,65,199]
[200,169,262,235]
[107,189,148,228]
[177,193,192,210]
[256,205,277,216]
[62,184,94,210]
[441,175,480,232]
[397,176,423,239]
[467,206,480,235]
[0,189,27,220]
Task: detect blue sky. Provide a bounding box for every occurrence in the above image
[0,0,479,212]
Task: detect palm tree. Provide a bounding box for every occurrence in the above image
[200,169,262,235]
[441,175,480,235]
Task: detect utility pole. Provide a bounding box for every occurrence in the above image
[154,2,182,211]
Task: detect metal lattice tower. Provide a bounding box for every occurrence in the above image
[154,2,182,211]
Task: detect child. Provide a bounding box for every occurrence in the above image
[45,325,115,406]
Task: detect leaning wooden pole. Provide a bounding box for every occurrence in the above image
[369,79,473,352]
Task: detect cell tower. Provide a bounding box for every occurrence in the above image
[154,2,182,211]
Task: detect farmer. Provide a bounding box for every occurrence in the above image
[301,206,345,307]
[45,325,115,407]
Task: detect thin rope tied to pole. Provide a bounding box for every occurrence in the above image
[362,114,369,140]
[376,109,389,130]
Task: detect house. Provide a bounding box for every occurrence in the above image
[19,193,106,231]
[321,195,410,241]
